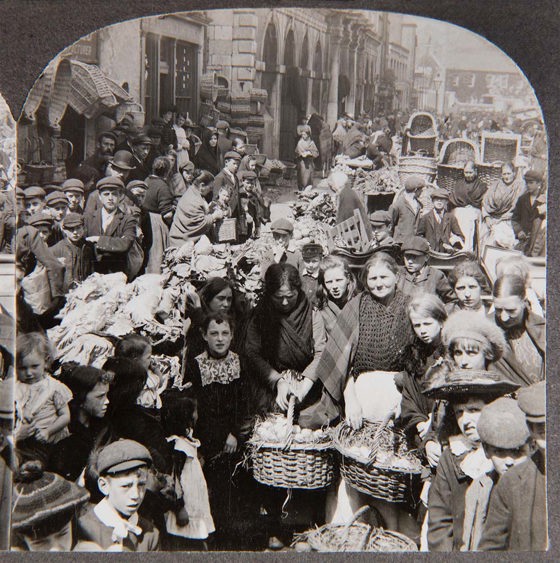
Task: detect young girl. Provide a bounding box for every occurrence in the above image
[15,332,72,465]
[446,261,491,317]
[185,312,249,549]
[400,294,448,446]
[161,389,215,550]
[114,334,168,411]
[316,255,359,338]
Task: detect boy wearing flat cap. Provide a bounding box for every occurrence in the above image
[301,243,324,305]
[62,178,85,214]
[83,177,140,279]
[77,439,159,551]
[45,190,69,245]
[417,188,464,253]
[213,150,241,219]
[390,175,424,243]
[27,212,55,246]
[461,397,530,551]
[263,218,303,274]
[51,213,96,293]
[398,235,454,302]
[239,170,267,238]
[24,186,46,217]
[479,381,547,551]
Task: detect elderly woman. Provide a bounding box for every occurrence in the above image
[491,274,545,387]
[49,366,111,481]
[481,162,526,248]
[168,170,223,247]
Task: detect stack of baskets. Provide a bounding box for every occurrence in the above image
[404,112,438,157]
[333,420,423,506]
[398,155,437,185]
[295,506,417,552]
[437,138,480,192]
[249,395,335,490]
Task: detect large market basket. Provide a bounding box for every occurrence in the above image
[477,162,504,185]
[480,131,521,164]
[249,395,335,490]
[333,420,423,505]
[404,112,438,157]
[437,138,480,192]
[398,155,437,184]
[294,505,418,552]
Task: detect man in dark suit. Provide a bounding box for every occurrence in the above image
[84,177,139,278]
[213,150,241,218]
[511,169,546,256]
[417,188,464,253]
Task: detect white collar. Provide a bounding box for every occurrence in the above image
[449,436,494,479]
[94,498,142,544]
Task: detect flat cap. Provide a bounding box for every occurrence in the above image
[224,151,242,161]
[62,212,85,229]
[517,381,545,423]
[62,178,85,194]
[477,397,530,449]
[127,179,148,192]
[24,186,46,200]
[404,175,425,191]
[524,169,543,182]
[28,212,53,228]
[216,120,230,130]
[431,188,450,200]
[271,218,294,234]
[369,210,392,225]
[98,131,117,143]
[97,176,125,192]
[402,235,430,255]
[45,191,69,207]
[131,133,152,146]
[97,439,152,475]
[111,150,136,170]
[302,243,324,259]
[239,170,257,180]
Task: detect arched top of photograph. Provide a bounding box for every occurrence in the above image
[11,6,548,555]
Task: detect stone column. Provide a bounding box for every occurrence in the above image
[326,20,343,128]
[345,25,359,117]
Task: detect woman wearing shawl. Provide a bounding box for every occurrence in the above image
[481,162,526,248]
[194,129,220,176]
[294,125,319,190]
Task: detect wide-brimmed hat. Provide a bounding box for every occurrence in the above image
[422,366,520,400]
[12,462,90,531]
[442,311,506,361]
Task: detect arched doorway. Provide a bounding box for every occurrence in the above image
[262,23,278,105]
[279,28,301,161]
[312,41,323,115]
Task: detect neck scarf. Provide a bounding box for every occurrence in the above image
[94,497,142,544]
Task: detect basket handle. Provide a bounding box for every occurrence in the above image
[366,403,400,466]
[341,505,371,548]
[282,394,297,450]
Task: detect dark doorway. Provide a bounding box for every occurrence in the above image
[60,106,86,174]
[279,29,299,162]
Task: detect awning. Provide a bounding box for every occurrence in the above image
[68,60,134,119]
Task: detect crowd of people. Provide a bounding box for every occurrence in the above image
[7,103,547,552]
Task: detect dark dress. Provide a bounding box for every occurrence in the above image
[195,133,220,176]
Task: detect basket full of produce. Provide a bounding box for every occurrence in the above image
[333,418,423,504]
[293,506,417,552]
[249,384,335,490]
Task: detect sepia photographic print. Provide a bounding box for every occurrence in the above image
[0,1,556,556]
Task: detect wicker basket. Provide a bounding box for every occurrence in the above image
[250,395,335,490]
[437,164,465,192]
[334,420,422,504]
[481,132,521,164]
[439,138,479,166]
[398,156,437,184]
[407,111,437,136]
[69,61,116,119]
[407,134,438,157]
[366,528,418,552]
[477,162,503,185]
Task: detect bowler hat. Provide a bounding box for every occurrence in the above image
[24,186,46,200]
[430,188,450,200]
[271,218,294,235]
[402,236,430,255]
[62,178,85,194]
[97,176,125,192]
[369,210,392,225]
[45,191,69,207]
[302,243,324,259]
[110,150,136,170]
[524,169,543,183]
[28,212,54,228]
[224,151,241,161]
[97,439,152,475]
[477,397,530,449]
[62,212,85,229]
[517,381,545,423]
